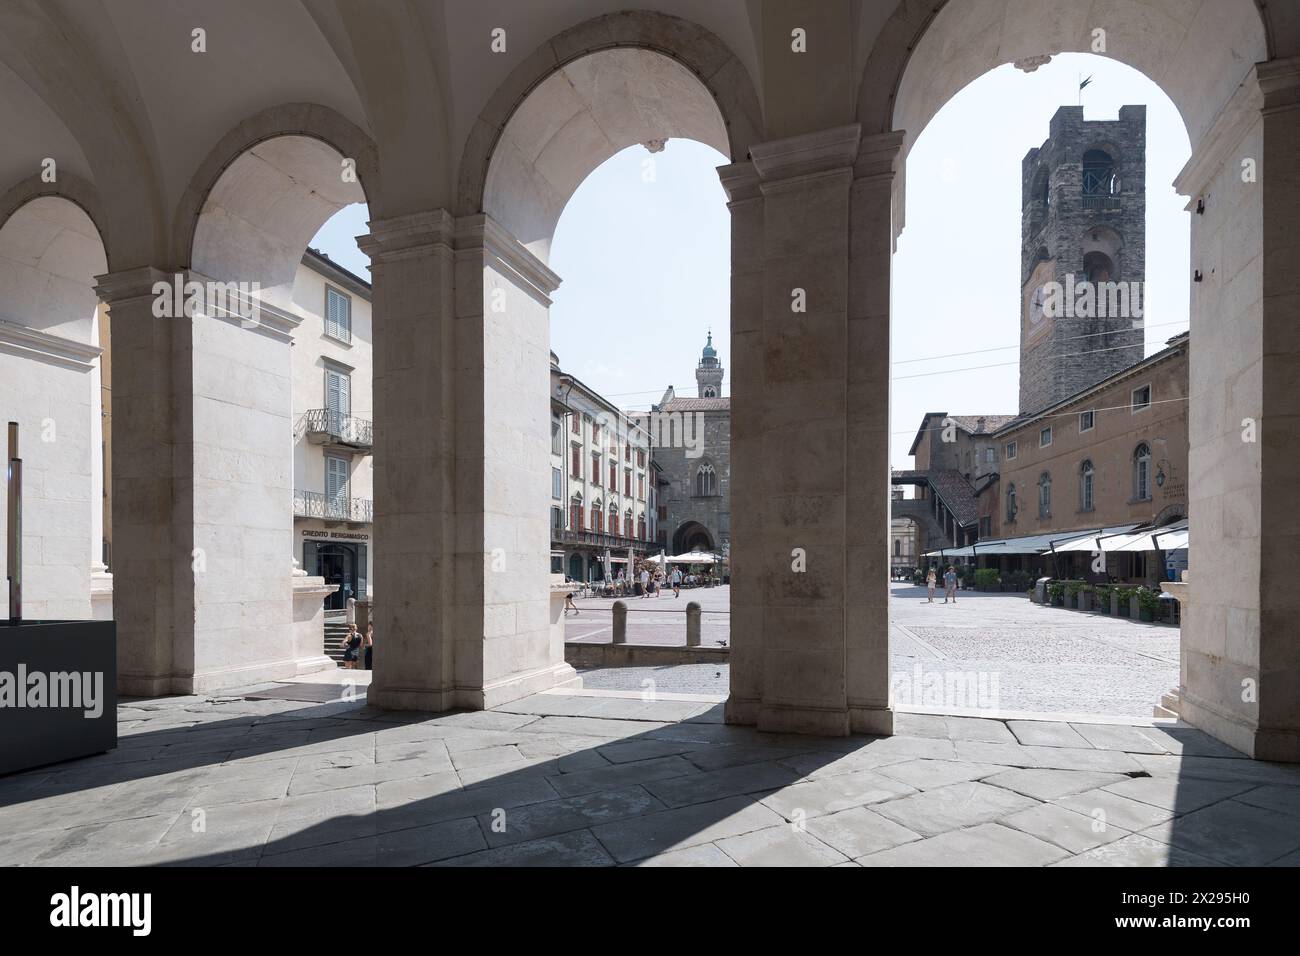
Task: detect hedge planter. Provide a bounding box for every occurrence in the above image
[1079,591,1093,612]
[1130,596,1141,619]
[1111,593,1121,616]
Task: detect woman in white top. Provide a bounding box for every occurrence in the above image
[925,568,937,603]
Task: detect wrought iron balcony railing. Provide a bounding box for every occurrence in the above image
[553,528,651,552]
[302,409,373,449]
[294,489,373,524]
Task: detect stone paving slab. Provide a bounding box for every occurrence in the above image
[3,690,1298,867]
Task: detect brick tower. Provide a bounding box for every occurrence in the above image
[1018,105,1146,414]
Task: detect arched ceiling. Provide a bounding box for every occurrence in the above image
[484,47,730,260]
[0,197,107,344]
[890,0,1269,158]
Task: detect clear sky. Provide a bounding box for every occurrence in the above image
[310,52,1191,469]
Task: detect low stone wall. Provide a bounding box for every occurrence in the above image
[565,642,729,668]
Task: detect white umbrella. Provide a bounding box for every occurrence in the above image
[669,551,717,564]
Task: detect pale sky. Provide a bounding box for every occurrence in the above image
[311,53,1191,469]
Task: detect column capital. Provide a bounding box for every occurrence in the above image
[717,161,761,203]
[93,266,174,305]
[357,209,455,263]
[749,124,862,184]
[1258,56,1300,112]
[1174,63,1270,199]
[454,212,562,301]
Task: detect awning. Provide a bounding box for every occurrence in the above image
[923,525,1138,559]
[1053,520,1188,554]
[667,551,717,564]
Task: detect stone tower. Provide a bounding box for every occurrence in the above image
[696,330,724,397]
[1018,105,1146,414]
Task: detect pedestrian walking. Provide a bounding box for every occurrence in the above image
[944,565,958,603]
[342,623,361,669]
[925,567,936,603]
[363,622,374,670]
[671,566,682,597]
[639,567,650,598]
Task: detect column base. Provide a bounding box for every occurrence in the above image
[757,703,851,737]
[367,683,458,713]
[475,662,583,711]
[118,655,338,697]
[724,695,759,726]
[850,705,895,736]
[1178,692,1257,759]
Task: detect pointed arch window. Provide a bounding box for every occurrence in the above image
[695,463,717,497]
[1080,460,1094,512]
[1038,472,1052,519]
[1006,483,1017,522]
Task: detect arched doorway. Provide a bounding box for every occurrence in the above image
[673,521,716,555]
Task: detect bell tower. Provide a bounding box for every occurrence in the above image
[696,330,724,398]
[1019,105,1146,413]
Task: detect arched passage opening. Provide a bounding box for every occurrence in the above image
[0,195,109,620]
[390,21,760,712]
[874,0,1290,757]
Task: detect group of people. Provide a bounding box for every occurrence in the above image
[636,565,684,599]
[924,566,960,604]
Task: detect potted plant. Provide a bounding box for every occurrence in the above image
[1078,583,1094,612]
[1047,581,1065,606]
[1065,580,1083,609]
[1115,586,1135,617]
[974,568,999,592]
[1136,586,1162,622]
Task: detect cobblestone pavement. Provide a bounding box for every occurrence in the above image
[4,689,1295,867]
[579,584,1179,719]
[565,585,730,647]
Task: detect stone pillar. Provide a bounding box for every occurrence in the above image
[612,601,627,645]
[721,125,893,736]
[1175,58,1300,761]
[685,601,701,647]
[96,267,305,695]
[361,211,578,713]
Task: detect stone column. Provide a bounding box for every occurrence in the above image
[361,211,578,712]
[96,267,304,695]
[722,125,893,736]
[1175,58,1300,761]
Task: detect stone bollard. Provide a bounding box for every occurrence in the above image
[612,600,627,644]
[686,601,701,647]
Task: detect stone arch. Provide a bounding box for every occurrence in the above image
[172,103,380,276]
[673,520,716,555]
[457,10,762,255]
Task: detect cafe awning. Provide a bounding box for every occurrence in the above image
[924,525,1139,559]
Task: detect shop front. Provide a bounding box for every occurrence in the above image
[300,527,370,610]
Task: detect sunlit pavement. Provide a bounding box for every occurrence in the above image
[577,583,1178,720]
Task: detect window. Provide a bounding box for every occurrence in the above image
[1131,384,1151,412]
[609,460,617,489]
[551,467,562,500]
[979,516,991,537]
[325,455,349,517]
[569,499,583,531]
[590,503,602,533]
[325,286,351,343]
[1039,426,1052,448]
[1082,149,1119,196]
[571,414,580,435]
[592,421,600,444]
[1038,472,1051,518]
[325,367,351,427]
[624,512,633,538]
[637,514,646,540]
[571,443,582,478]
[702,386,717,398]
[551,506,563,532]
[625,442,631,462]
[696,463,717,497]
[609,504,618,534]
[551,419,562,455]
[637,449,645,467]
[1134,443,1152,501]
[1080,460,1094,512]
[1006,484,1017,522]
[638,475,645,499]
[894,539,901,557]
[984,447,995,464]
[1005,441,1018,461]
[624,469,631,497]
[1079,410,1095,432]
[591,452,601,485]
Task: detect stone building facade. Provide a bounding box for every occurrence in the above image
[1020,105,1147,413]
[549,355,655,583]
[651,334,731,557]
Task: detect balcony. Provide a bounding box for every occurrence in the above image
[294,489,373,525]
[553,528,652,553]
[302,409,373,451]
[1081,194,1121,211]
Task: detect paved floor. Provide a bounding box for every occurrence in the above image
[578,585,1178,718]
[565,585,730,647]
[3,687,1297,867]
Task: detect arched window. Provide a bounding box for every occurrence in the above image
[1082,149,1119,195]
[1006,483,1017,522]
[608,503,618,533]
[1038,472,1052,518]
[1080,460,1094,512]
[637,513,646,540]
[624,511,634,538]
[591,500,602,533]
[569,496,583,532]
[1133,443,1152,501]
[695,462,717,497]
[894,539,901,557]
[702,385,717,398]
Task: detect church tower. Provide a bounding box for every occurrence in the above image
[696,330,724,397]
[1018,105,1146,413]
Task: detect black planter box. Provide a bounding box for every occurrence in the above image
[1,619,117,775]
